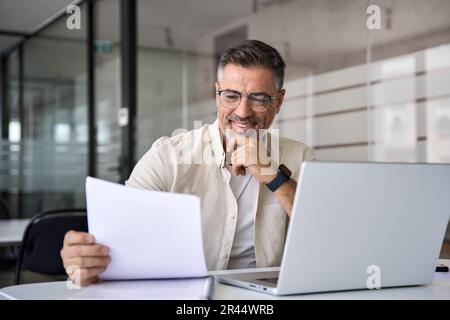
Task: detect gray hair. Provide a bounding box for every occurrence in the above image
[216,40,286,91]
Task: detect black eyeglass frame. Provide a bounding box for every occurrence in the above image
[216,89,280,112]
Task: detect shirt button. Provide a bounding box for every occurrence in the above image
[223,254,229,259]
[231,214,236,219]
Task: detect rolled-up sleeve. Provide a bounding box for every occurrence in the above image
[304,146,316,161]
[125,137,173,191]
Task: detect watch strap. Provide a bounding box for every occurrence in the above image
[266,165,291,192]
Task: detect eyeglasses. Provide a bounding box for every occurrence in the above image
[216,89,279,113]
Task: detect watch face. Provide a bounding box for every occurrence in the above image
[280,164,292,177]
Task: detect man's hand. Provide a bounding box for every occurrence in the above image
[60,231,111,287]
[227,132,297,216]
[229,133,277,183]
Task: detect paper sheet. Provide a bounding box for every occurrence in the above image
[69,277,214,300]
[85,177,208,280]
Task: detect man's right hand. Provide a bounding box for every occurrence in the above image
[60,230,111,287]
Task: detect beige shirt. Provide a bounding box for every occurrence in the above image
[125,120,315,271]
[226,166,257,269]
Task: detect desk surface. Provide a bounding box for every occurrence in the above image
[1,260,449,300]
[0,219,30,246]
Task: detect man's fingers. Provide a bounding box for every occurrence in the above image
[69,268,104,287]
[69,267,106,282]
[79,276,100,287]
[230,133,251,148]
[65,256,111,269]
[231,159,246,176]
[79,267,107,281]
[232,147,252,167]
[226,134,237,153]
[231,149,245,176]
[232,165,246,176]
[231,164,240,176]
[64,231,95,246]
[234,134,249,148]
[62,244,109,259]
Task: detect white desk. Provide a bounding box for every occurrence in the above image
[1,260,449,300]
[0,219,30,246]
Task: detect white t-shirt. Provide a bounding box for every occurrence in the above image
[226,166,258,269]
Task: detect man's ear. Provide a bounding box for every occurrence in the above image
[215,82,220,108]
[275,89,286,114]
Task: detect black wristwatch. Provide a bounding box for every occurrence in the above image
[266,164,292,192]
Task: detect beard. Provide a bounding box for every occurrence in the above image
[224,113,262,134]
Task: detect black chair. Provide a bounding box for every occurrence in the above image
[0,197,16,271]
[0,197,10,220]
[15,208,87,285]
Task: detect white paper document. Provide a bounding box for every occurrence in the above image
[85,177,208,280]
[68,277,214,300]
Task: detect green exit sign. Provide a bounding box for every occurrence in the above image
[94,40,113,53]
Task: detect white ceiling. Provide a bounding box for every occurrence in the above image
[1,0,450,79]
[0,35,21,54]
[0,0,255,53]
[0,0,76,54]
[0,0,75,32]
[2,0,450,55]
[137,0,254,51]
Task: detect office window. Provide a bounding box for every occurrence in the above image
[94,0,122,182]
[366,0,450,164]
[0,48,20,217]
[19,3,88,216]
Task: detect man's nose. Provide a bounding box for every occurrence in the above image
[234,96,253,119]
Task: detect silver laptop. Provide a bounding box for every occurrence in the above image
[216,161,450,295]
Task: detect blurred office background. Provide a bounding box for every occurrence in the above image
[0,0,449,254]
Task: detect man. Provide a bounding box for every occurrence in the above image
[61,40,315,286]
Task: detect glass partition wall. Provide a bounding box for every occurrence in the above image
[20,22,88,215]
[1,3,88,217]
[0,48,21,217]
[94,0,122,182]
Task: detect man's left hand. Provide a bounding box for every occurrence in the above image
[229,133,277,183]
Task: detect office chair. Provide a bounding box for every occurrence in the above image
[0,197,16,271]
[14,208,88,285]
[0,197,11,220]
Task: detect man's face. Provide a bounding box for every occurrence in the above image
[215,64,285,136]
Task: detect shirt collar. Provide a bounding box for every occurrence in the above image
[208,119,226,168]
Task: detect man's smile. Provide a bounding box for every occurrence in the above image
[230,120,255,133]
